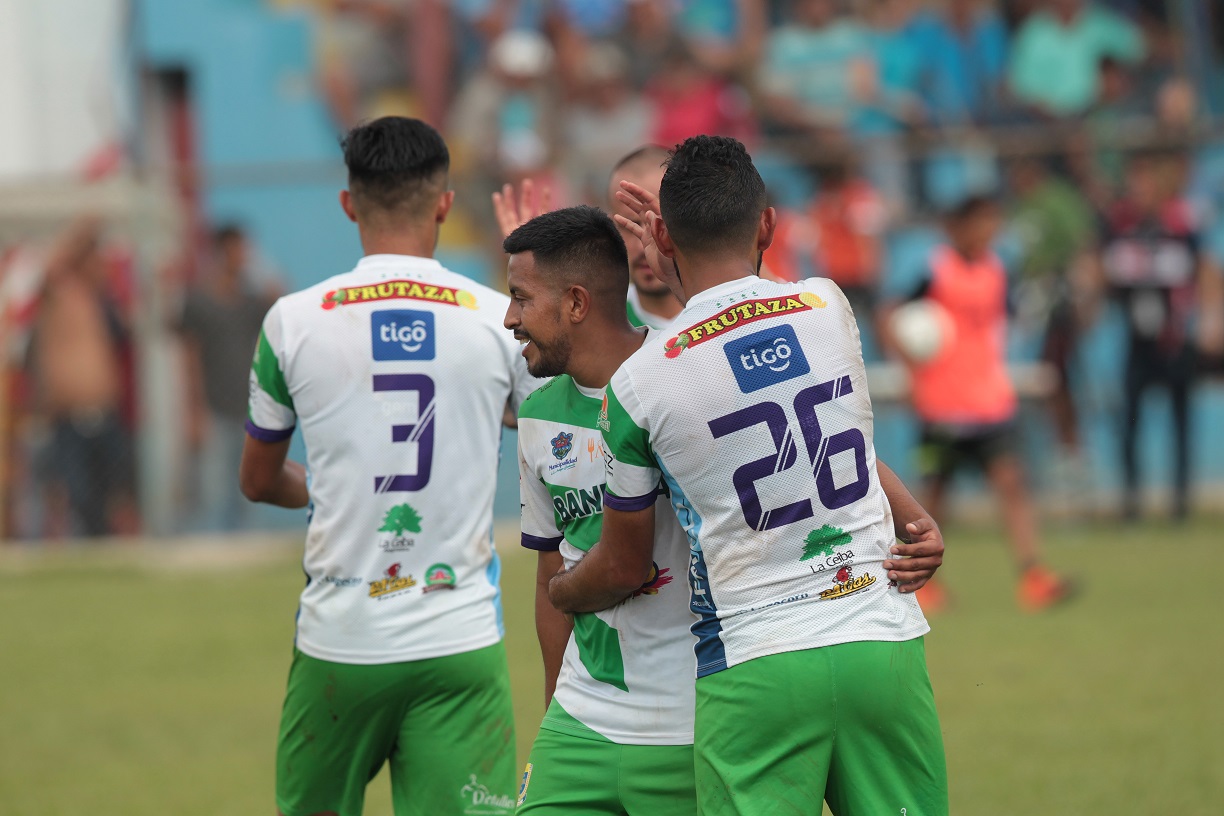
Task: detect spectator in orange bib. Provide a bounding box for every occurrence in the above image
[885,194,1075,613]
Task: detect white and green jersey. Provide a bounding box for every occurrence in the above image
[602,276,928,678]
[625,286,675,332]
[518,375,696,745]
[248,254,540,665]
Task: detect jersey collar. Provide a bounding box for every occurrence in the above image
[681,275,761,312]
[355,254,446,275]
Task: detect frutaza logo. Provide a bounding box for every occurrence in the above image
[371,309,436,361]
[723,324,810,393]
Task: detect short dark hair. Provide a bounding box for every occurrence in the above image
[659,135,767,256]
[503,205,630,306]
[341,117,449,218]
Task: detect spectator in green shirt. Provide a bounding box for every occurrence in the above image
[1007,0,1144,118]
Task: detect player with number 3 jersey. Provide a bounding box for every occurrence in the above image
[242,118,535,816]
[550,137,949,816]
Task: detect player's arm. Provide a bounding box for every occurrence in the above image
[550,376,660,613]
[535,550,571,706]
[877,459,943,593]
[240,436,309,508]
[242,303,307,508]
[548,504,656,614]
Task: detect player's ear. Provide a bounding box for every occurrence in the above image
[339,190,358,223]
[757,207,778,253]
[652,214,676,260]
[436,189,455,224]
[567,285,592,324]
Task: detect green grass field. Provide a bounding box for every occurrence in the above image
[1,519,1220,815]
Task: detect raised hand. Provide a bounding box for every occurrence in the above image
[492,179,552,239]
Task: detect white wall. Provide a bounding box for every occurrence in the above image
[0,0,127,180]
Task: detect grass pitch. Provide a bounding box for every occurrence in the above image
[0,519,1219,815]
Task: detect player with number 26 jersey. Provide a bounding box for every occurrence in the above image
[603,276,929,673]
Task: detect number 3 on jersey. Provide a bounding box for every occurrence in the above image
[709,375,869,531]
[373,373,435,493]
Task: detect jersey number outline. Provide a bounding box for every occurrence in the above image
[373,373,435,492]
[708,375,869,531]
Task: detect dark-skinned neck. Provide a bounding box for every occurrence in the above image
[358,222,438,260]
[568,316,647,390]
[672,251,760,303]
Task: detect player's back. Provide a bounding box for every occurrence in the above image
[604,275,927,677]
[249,254,535,664]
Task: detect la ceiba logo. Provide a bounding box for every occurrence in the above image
[801,525,851,561]
[379,503,423,536]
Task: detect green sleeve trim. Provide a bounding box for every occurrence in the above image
[603,385,653,469]
[252,328,293,410]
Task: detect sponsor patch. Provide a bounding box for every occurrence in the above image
[321,279,478,310]
[423,562,457,592]
[550,431,574,460]
[663,292,825,358]
[371,309,435,361]
[819,565,876,600]
[460,774,515,815]
[723,324,811,393]
[369,563,417,600]
[632,561,674,597]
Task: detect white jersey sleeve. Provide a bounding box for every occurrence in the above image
[518,432,563,552]
[247,300,297,441]
[602,371,661,512]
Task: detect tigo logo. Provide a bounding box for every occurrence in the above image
[372,310,435,360]
[723,324,810,393]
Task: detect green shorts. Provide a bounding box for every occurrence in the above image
[516,702,697,815]
[695,637,947,816]
[276,642,516,816]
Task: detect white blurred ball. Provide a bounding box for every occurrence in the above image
[890,299,952,363]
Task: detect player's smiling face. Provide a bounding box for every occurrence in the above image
[505,251,574,378]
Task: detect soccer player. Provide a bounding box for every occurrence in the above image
[493,146,684,331]
[506,205,698,813]
[240,117,534,816]
[549,136,948,816]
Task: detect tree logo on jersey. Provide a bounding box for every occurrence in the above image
[379,503,423,536]
[802,525,858,579]
[320,279,479,311]
[423,562,457,593]
[368,563,417,599]
[550,431,574,460]
[818,563,876,601]
[802,525,852,561]
[378,503,422,552]
[662,292,827,358]
[632,562,674,597]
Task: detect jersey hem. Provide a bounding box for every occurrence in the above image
[539,715,694,747]
[293,629,502,665]
[698,624,931,678]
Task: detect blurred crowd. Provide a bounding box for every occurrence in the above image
[2,0,1224,538]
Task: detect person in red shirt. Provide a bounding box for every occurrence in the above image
[886,195,1074,612]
